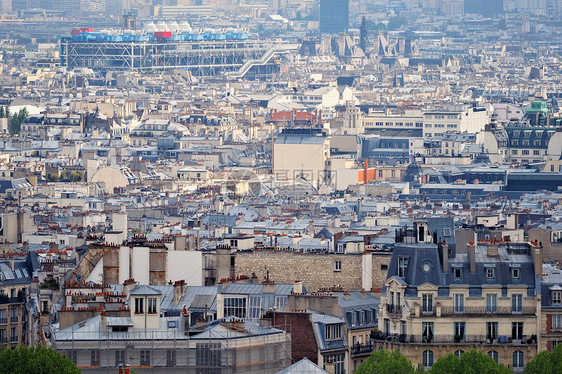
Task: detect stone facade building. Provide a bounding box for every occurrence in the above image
[234,249,391,292]
[373,221,541,371]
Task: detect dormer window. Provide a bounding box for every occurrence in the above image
[148,297,157,314]
[135,297,144,314]
[485,265,495,280]
[453,266,462,280]
[549,284,562,304]
[553,291,562,304]
[398,257,409,278]
[511,267,520,280]
[325,324,342,341]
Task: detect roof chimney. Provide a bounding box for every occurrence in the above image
[531,243,543,279]
[293,280,303,295]
[487,242,499,257]
[123,279,137,298]
[468,242,476,273]
[173,280,187,305]
[441,241,448,273]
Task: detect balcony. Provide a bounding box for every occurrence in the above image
[0,337,6,344]
[386,304,402,316]
[351,344,374,356]
[10,336,17,343]
[0,296,25,305]
[10,317,17,323]
[371,333,537,346]
[0,318,6,324]
[440,306,536,316]
[371,331,409,343]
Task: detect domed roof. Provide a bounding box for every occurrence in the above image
[168,21,179,31]
[144,21,155,32]
[526,100,548,115]
[179,21,192,32]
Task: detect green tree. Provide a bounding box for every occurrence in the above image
[363,19,386,31]
[0,106,4,118]
[387,16,407,31]
[0,344,79,374]
[429,350,511,374]
[5,106,9,118]
[525,344,562,374]
[47,173,59,182]
[9,107,27,134]
[355,349,418,374]
[63,171,83,182]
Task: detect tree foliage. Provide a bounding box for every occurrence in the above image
[525,344,562,374]
[0,344,79,374]
[355,349,418,374]
[59,171,83,182]
[39,277,59,291]
[428,350,511,374]
[361,19,386,31]
[47,173,59,182]
[357,349,513,374]
[387,16,408,31]
[9,107,27,134]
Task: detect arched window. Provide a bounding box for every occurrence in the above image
[513,350,524,369]
[422,350,434,369]
[454,350,464,358]
[488,350,499,363]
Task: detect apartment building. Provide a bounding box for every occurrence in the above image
[373,221,541,371]
[502,126,554,164]
[273,128,330,186]
[423,105,489,138]
[0,260,31,348]
[67,236,204,287]
[540,262,562,352]
[363,110,424,136]
[481,125,560,165]
[267,289,378,374]
[363,105,489,138]
[51,284,291,373]
[234,248,391,292]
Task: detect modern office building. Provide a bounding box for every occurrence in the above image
[319,0,349,34]
[60,28,285,78]
[464,0,504,16]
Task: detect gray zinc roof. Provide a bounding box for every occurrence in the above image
[276,358,329,374]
